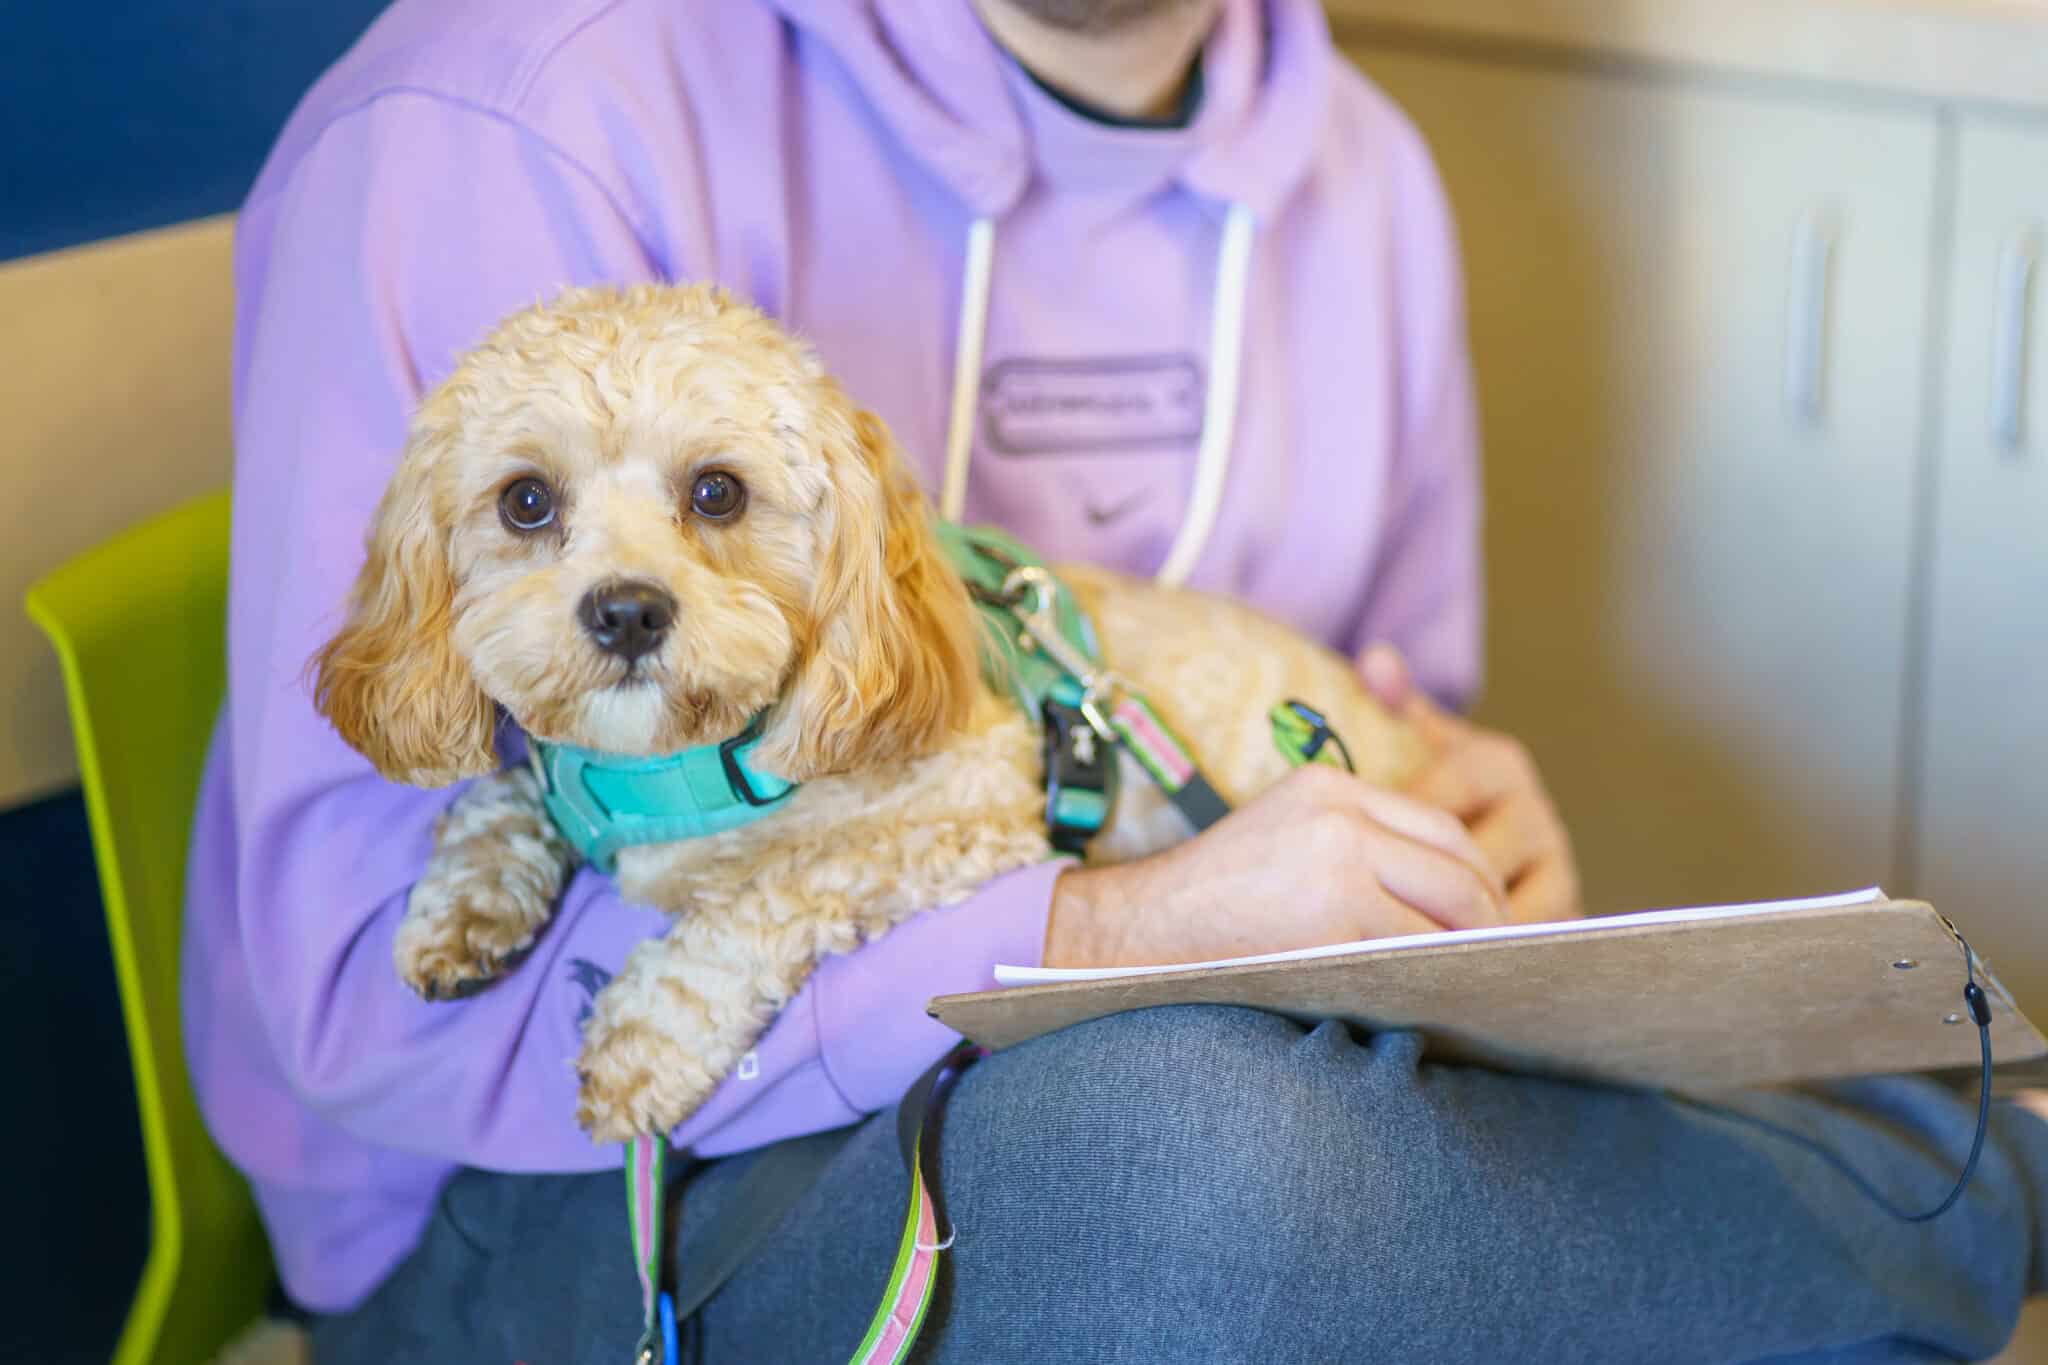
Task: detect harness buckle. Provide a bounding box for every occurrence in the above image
[717,716,789,808]
[1040,696,1112,856]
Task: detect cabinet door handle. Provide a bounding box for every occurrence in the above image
[1991,226,2040,452]
[1785,207,1838,427]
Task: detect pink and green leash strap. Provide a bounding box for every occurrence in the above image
[626,1137,674,1365]
[624,1043,983,1364]
[1104,692,1231,832]
[848,1042,983,1362]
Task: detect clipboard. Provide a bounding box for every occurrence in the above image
[927,891,2048,1094]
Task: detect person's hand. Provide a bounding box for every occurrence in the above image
[1358,643,1583,924]
[1044,763,1509,970]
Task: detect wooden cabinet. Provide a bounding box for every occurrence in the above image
[1343,43,2048,1018]
[1350,46,1939,915]
[1917,117,2048,1010]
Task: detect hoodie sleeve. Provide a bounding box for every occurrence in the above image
[226,91,1060,1172]
[1345,123,1484,713]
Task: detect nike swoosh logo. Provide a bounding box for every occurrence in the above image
[1084,491,1148,525]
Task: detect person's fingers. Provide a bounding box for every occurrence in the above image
[1350,891,1449,943]
[1470,789,1556,888]
[1356,641,1413,711]
[1311,771,1506,899]
[1359,641,1473,765]
[1404,748,1485,817]
[1355,817,1509,931]
[1505,857,1582,925]
[1402,688,1466,757]
[1405,731,1531,820]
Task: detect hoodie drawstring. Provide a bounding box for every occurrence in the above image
[939,202,1256,589]
[940,217,998,529]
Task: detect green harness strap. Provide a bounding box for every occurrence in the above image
[935,522,1123,850]
[937,521,1240,841]
[936,522,1100,715]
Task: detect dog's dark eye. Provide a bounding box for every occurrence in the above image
[689,470,745,522]
[499,477,556,533]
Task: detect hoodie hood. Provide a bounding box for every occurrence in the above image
[761,0,1336,221]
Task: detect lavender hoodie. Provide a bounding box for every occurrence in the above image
[182,0,1481,1312]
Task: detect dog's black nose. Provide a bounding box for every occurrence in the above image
[577,580,676,662]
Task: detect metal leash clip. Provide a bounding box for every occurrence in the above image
[961,528,1233,836]
[999,565,1127,742]
[632,1291,677,1365]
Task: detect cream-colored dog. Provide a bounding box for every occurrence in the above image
[313,283,1424,1142]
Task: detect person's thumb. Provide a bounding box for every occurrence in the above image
[1357,641,1413,711]
[1360,642,1460,751]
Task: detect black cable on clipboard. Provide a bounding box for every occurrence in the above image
[1675,926,1994,1223]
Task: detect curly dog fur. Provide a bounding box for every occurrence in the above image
[312,283,1424,1141]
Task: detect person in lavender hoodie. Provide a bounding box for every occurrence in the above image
[186,0,2048,1358]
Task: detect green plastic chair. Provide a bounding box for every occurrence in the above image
[25,490,274,1365]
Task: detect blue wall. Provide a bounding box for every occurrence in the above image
[3,0,393,262]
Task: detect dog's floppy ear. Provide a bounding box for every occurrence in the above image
[311,420,498,787]
[757,407,979,781]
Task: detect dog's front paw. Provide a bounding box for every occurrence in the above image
[394,886,549,1002]
[575,1016,719,1143]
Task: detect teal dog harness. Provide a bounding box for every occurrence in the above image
[937,522,1122,851]
[530,715,794,875]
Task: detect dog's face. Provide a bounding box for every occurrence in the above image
[313,284,978,787]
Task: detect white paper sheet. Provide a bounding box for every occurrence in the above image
[993,887,1888,986]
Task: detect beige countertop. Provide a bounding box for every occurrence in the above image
[1324,0,2048,113]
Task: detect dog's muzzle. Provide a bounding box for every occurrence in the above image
[578,579,676,663]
